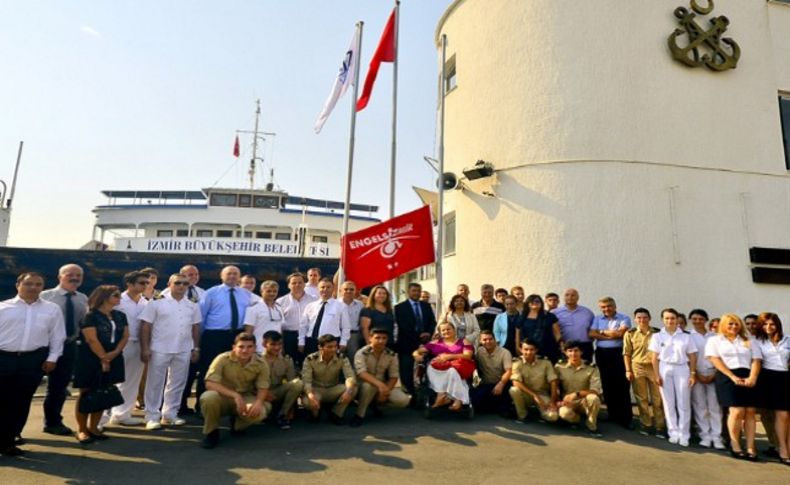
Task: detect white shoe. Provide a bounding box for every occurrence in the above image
[668,436,679,445]
[679,439,689,447]
[161,417,186,426]
[145,421,162,431]
[110,416,143,426]
[713,439,726,450]
[699,439,711,448]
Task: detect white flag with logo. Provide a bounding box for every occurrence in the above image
[314,28,359,134]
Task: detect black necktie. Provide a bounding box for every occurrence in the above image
[188,286,195,301]
[311,301,327,340]
[65,292,75,337]
[229,288,239,331]
[412,301,423,333]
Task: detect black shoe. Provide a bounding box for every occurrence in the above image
[201,430,219,449]
[43,424,73,436]
[588,429,603,439]
[729,448,747,460]
[655,430,668,440]
[349,415,364,428]
[228,417,245,437]
[328,413,345,426]
[764,447,780,459]
[14,435,25,446]
[638,427,651,437]
[276,416,292,430]
[0,446,24,457]
[178,407,196,417]
[371,406,384,418]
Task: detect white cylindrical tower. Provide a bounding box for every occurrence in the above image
[435,0,790,320]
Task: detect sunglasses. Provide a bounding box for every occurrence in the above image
[135,280,149,286]
[172,281,190,286]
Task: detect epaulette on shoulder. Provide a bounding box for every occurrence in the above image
[627,327,637,333]
[361,346,373,354]
[385,348,396,356]
[306,352,319,361]
[153,294,165,300]
[584,360,597,367]
[556,359,568,366]
[650,327,660,333]
[283,354,294,363]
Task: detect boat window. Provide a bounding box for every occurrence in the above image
[238,194,252,207]
[210,193,237,207]
[176,230,188,237]
[312,235,328,243]
[236,230,253,238]
[195,230,213,237]
[253,195,279,209]
[275,232,291,241]
[255,231,272,239]
[156,230,173,237]
[216,230,233,238]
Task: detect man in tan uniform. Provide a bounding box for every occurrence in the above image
[509,338,559,423]
[261,331,303,430]
[302,334,357,425]
[623,307,667,438]
[471,330,513,416]
[351,328,410,427]
[199,333,270,449]
[555,341,603,438]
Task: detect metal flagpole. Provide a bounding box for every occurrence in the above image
[436,34,447,316]
[339,21,364,286]
[387,0,400,296]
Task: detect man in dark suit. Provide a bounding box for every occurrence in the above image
[394,283,436,395]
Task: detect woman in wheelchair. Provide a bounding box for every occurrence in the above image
[413,322,475,412]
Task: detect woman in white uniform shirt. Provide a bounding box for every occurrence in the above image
[754,313,790,465]
[705,313,762,461]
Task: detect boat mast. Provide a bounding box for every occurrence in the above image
[237,100,276,191]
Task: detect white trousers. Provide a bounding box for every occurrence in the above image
[110,340,146,420]
[144,351,191,422]
[427,366,470,404]
[658,362,692,441]
[691,377,722,442]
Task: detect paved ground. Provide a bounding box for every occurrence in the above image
[1,396,787,484]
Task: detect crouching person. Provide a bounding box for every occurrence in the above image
[199,333,270,449]
[303,334,357,425]
[261,331,303,430]
[351,328,411,427]
[555,341,603,438]
[471,330,513,416]
[509,338,559,423]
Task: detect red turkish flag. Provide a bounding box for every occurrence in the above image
[233,135,240,158]
[356,8,396,111]
[341,205,435,289]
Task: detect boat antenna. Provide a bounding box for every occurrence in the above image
[236,99,276,190]
[7,141,23,209]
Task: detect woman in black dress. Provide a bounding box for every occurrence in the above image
[73,285,128,444]
[359,285,396,349]
[518,294,562,363]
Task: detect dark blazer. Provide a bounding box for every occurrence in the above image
[394,299,437,353]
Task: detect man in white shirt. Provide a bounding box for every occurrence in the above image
[339,281,363,359]
[299,278,351,356]
[0,272,65,456]
[108,271,150,426]
[140,274,202,430]
[162,264,206,302]
[276,272,316,366]
[304,267,321,299]
[244,280,284,353]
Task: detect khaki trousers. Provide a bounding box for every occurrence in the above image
[632,374,666,431]
[559,394,601,431]
[305,384,357,418]
[356,382,410,418]
[508,387,558,422]
[199,391,271,434]
[269,380,304,417]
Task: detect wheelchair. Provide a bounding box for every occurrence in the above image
[414,357,475,420]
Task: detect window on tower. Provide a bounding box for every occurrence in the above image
[781,95,790,170]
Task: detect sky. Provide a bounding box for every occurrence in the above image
[0,0,452,248]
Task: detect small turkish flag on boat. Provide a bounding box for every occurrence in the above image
[233,135,240,158]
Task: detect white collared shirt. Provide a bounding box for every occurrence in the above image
[114,291,148,342]
[0,296,66,362]
[341,299,364,331]
[276,292,317,331]
[304,284,319,299]
[139,295,202,354]
[755,336,790,372]
[689,329,715,374]
[299,298,351,346]
[161,285,206,303]
[705,334,762,370]
[244,301,284,353]
[648,328,697,365]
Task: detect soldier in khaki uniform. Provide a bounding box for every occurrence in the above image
[199,333,271,449]
[261,331,304,430]
[302,334,357,424]
[555,341,603,437]
[509,338,559,423]
[351,328,410,427]
[623,307,666,438]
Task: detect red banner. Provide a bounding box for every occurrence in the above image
[341,205,435,289]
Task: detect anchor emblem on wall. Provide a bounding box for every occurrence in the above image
[667,0,740,71]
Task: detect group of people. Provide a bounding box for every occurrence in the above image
[0,268,787,466]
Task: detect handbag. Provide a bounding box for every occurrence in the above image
[79,369,124,414]
[430,357,476,380]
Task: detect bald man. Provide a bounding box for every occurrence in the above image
[40,263,88,435]
[162,265,206,302]
[552,289,595,363]
[195,266,254,407]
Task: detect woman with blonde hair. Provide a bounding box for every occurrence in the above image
[413,321,475,411]
[705,313,762,461]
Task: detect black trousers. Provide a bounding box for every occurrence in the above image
[0,348,46,448]
[398,353,416,394]
[179,361,199,413]
[470,382,512,415]
[303,337,319,357]
[579,342,594,364]
[196,330,236,405]
[283,330,301,368]
[43,341,76,427]
[595,346,633,427]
